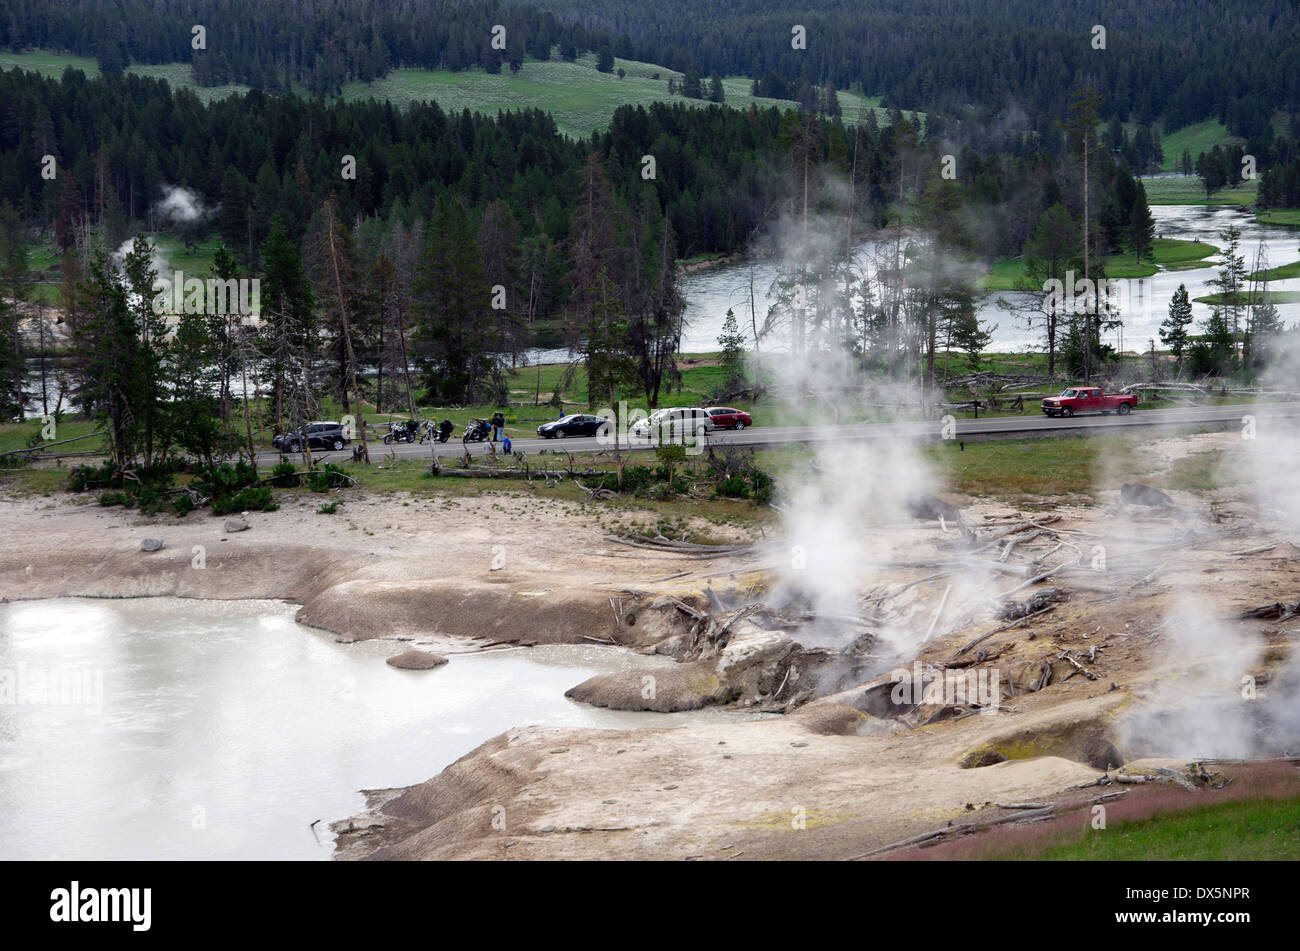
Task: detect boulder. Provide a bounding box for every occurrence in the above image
[140,538,165,552]
[224,518,250,533]
[385,649,448,670]
[566,660,733,712]
[568,627,799,712]
[1121,483,1174,508]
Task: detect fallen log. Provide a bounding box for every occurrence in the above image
[992,561,1077,601]
[434,467,613,479]
[995,802,1053,809]
[846,805,1055,860]
[0,430,107,457]
[1128,561,1168,591]
[952,604,1058,657]
[1231,600,1300,621]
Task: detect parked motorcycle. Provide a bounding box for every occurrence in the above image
[421,419,455,444]
[462,418,491,443]
[383,420,419,445]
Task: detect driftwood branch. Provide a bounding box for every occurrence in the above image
[952,604,1057,657]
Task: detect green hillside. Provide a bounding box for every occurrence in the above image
[3,47,905,142]
[1159,119,1244,172]
[341,53,900,140]
[0,48,250,102]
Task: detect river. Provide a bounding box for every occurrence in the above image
[0,597,758,860]
[667,204,1300,357]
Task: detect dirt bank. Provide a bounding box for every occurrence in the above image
[0,488,746,652]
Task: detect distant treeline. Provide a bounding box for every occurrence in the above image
[1,66,1209,279]
[1259,138,1300,209]
[2,0,1295,136]
[514,0,1297,138]
[0,0,612,95]
[0,67,891,268]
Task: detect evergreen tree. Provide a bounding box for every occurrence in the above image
[1128,181,1156,262]
[944,292,992,372]
[583,269,639,410]
[68,250,145,467]
[1159,284,1194,370]
[121,236,168,467]
[1208,224,1247,345]
[717,307,747,391]
[0,292,22,421]
[411,198,502,405]
[1188,310,1238,377]
[708,73,725,103]
[682,69,703,100]
[169,306,222,467]
[0,205,31,420]
[260,214,318,438]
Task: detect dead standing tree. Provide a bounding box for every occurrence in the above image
[311,198,370,462]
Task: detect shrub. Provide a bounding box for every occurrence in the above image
[210,486,277,515]
[196,461,259,497]
[307,463,349,492]
[714,474,751,499]
[69,461,121,492]
[269,460,301,488]
[172,493,195,517]
[136,484,161,514]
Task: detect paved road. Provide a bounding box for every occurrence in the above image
[256,402,1295,466]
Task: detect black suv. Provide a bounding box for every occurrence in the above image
[273,422,350,453]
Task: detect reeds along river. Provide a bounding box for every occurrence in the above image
[0,597,752,860]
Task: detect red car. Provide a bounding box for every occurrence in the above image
[704,407,753,431]
[1041,387,1138,418]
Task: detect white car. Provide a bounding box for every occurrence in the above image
[630,407,710,439]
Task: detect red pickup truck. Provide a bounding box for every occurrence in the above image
[1041,387,1138,418]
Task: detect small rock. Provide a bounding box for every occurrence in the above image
[790,741,808,748]
[384,649,448,670]
[140,538,165,552]
[906,493,962,521]
[224,518,250,533]
[1121,482,1174,508]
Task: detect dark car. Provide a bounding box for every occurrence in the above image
[704,406,753,431]
[273,421,351,452]
[536,414,608,438]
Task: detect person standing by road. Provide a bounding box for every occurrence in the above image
[491,410,505,442]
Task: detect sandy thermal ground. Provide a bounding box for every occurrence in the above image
[0,488,748,653]
[2,430,1297,859]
